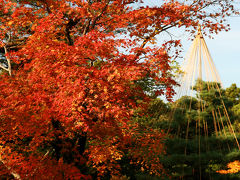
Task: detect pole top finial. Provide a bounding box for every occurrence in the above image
[198,24,201,30]
[197,24,203,38]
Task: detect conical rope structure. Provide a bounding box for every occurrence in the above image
[176,25,222,99]
[174,25,239,148]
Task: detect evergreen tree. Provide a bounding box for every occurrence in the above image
[138,81,240,179]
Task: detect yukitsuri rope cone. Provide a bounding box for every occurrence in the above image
[165,25,240,179]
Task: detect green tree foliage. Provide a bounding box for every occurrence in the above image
[226,84,240,105]
[137,81,240,179]
[225,84,240,133]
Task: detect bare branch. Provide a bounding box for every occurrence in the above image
[0,63,9,72]
[3,45,11,76]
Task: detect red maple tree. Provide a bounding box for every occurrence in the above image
[0,0,237,179]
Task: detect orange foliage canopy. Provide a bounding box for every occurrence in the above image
[0,0,237,179]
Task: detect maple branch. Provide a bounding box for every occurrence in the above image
[83,19,91,36]
[0,154,21,179]
[82,1,111,36]
[0,63,9,72]
[0,36,27,54]
[133,27,162,60]
[65,19,79,45]
[3,46,11,76]
[29,150,50,177]
[65,0,110,44]
[0,34,12,75]
[61,9,82,45]
[41,0,52,14]
[75,133,87,155]
[90,1,110,30]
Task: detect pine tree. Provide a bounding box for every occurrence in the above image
[140,81,240,179]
